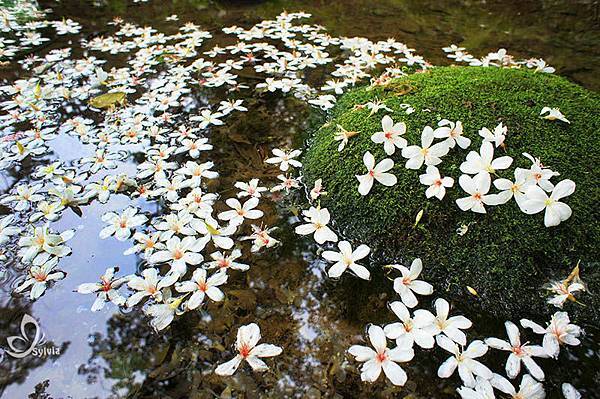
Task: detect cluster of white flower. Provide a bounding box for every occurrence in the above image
[443,45,556,73]
[0,10,432,378]
[293,192,586,396]
[342,109,576,227]
[0,6,587,395]
[0,1,81,62]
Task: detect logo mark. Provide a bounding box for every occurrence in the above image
[5,314,43,359]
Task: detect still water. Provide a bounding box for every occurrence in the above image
[1,1,599,398]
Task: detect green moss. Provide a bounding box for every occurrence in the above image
[302,66,600,326]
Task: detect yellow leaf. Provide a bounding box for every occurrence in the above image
[564,260,581,285]
[467,286,478,296]
[413,209,424,228]
[34,82,41,98]
[205,221,220,236]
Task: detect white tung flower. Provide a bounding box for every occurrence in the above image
[520,312,582,358]
[433,119,471,149]
[384,301,435,349]
[460,141,513,176]
[540,107,569,124]
[218,197,263,226]
[562,383,581,399]
[294,206,338,244]
[371,115,407,155]
[235,178,267,198]
[0,215,21,245]
[265,148,302,171]
[348,325,415,386]
[485,321,549,381]
[457,377,495,399]
[522,179,575,227]
[356,151,397,196]
[419,165,454,200]
[309,178,327,200]
[207,249,249,271]
[491,373,545,399]
[456,173,504,214]
[479,122,507,148]
[149,236,208,276]
[100,207,147,241]
[215,323,282,376]
[126,268,172,307]
[425,298,472,346]
[77,267,128,311]
[14,257,65,300]
[390,258,433,308]
[402,126,450,169]
[437,335,492,388]
[175,268,228,310]
[322,240,370,280]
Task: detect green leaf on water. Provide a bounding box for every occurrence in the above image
[89,92,126,109]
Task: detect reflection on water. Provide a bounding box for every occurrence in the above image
[1,0,599,398]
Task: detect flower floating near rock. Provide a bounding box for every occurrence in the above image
[215,323,282,376]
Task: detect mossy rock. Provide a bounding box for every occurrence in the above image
[302,66,600,326]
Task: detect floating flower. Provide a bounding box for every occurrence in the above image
[191,216,236,249]
[265,148,302,171]
[145,293,188,331]
[18,225,74,265]
[520,312,582,358]
[356,151,397,195]
[384,301,435,349]
[348,325,414,386]
[99,207,147,241]
[126,268,172,307]
[77,267,128,311]
[322,240,370,280]
[149,236,207,276]
[175,269,228,310]
[218,197,263,226]
[0,215,20,245]
[14,257,65,300]
[207,249,249,271]
[485,321,548,381]
[215,323,282,376]
[294,206,338,244]
[390,258,433,308]
[235,178,267,198]
[436,335,492,388]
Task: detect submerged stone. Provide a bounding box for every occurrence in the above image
[302,66,600,326]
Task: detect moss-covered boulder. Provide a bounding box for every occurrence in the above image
[302,66,600,326]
